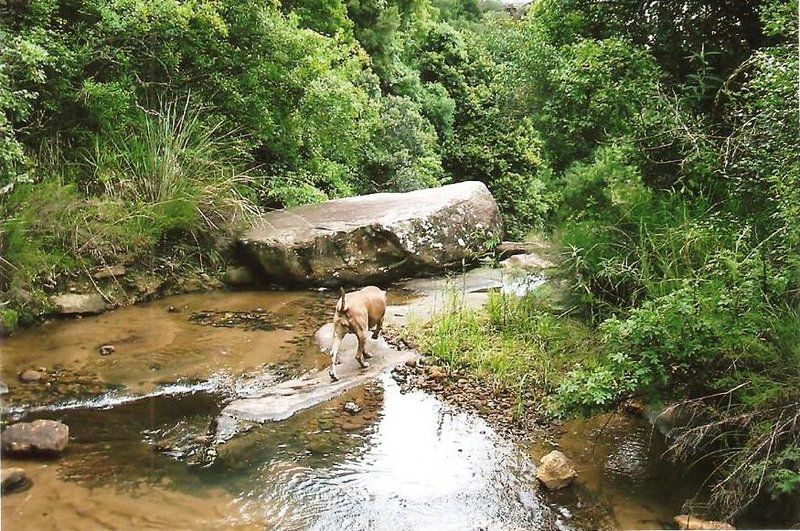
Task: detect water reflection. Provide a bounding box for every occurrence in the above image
[237,374,556,530]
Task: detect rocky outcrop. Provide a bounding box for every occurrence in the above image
[50,293,106,315]
[2,419,69,456]
[536,450,577,490]
[239,181,503,286]
[674,515,735,530]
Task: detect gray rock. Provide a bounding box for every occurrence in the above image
[343,402,362,415]
[536,450,577,490]
[224,265,255,286]
[500,252,554,270]
[2,419,69,455]
[19,369,45,383]
[92,264,126,279]
[50,293,106,315]
[240,181,503,286]
[1,467,31,494]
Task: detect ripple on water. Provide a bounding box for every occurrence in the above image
[233,374,558,530]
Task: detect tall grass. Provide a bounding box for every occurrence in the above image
[1,98,259,326]
[411,286,598,403]
[88,97,258,232]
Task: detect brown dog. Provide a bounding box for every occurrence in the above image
[329,286,386,381]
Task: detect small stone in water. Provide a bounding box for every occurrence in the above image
[99,344,115,356]
[19,369,45,383]
[1,468,31,494]
[343,402,361,415]
[168,306,179,313]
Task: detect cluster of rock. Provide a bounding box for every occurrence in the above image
[1,418,70,494]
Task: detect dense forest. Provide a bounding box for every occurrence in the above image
[1,0,798,523]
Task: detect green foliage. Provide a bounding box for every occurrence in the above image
[364,94,444,191]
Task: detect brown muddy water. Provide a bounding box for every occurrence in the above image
[2,287,705,530]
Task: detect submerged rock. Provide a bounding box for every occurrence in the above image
[343,402,362,415]
[240,181,503,286]
[674,514,735,530]
[19,369,46,383]
[1,467,31,494]
[536,450,577,490]
[50,293,106,315]
[2,419,69,455]
[99,344,115,356]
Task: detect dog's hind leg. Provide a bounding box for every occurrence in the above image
[371,317,383,340]
[355,330,370,368]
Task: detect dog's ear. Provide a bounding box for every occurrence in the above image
[339,287,348,313]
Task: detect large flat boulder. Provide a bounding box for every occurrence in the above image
[240,181,503,286]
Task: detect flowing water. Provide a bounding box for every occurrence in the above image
[1,285,706,530]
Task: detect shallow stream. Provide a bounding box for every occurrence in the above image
[1,284,707,530]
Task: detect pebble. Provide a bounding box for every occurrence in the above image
[343,402,362,415]
[19,369,45,383]
[99,344,115,356]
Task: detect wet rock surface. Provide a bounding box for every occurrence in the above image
[99,344,115,356]
[1,467,31,494]
[19,369,46,383]
[241,181,503,286]
[2,419,69,455]
[50,293,107,315]
[343,401,361,415]
[219,323,415,425]
[4,367,111,409]
[536,450,577,490]
[188,309,290,331]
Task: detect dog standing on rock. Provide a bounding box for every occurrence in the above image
[329,286,386,381]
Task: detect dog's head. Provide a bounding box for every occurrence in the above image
[333,287,351,330]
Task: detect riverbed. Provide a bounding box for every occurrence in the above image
[1,282,704,530]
